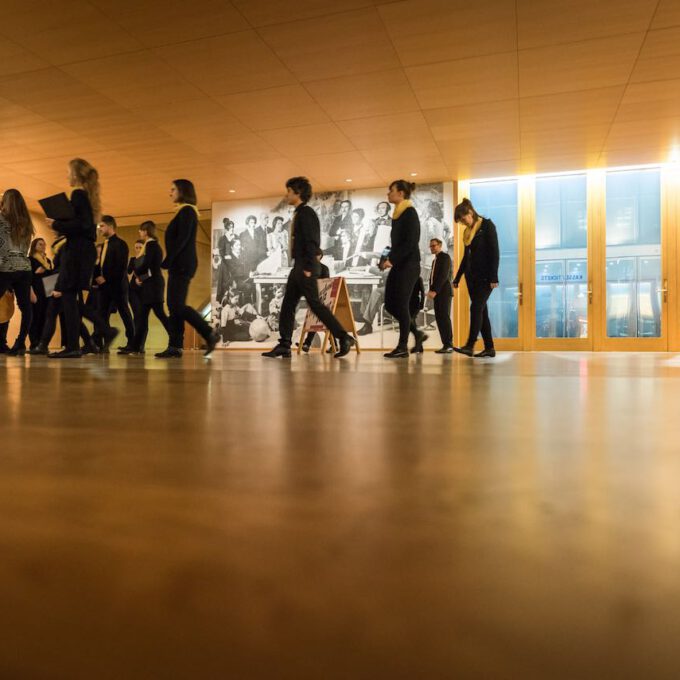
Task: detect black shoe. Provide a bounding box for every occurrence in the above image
[262,344,291,358]
[48,349,82,359]
[8,346,26,356]
[204,331,220,357]
[334,335,356,358]
[384,346,409,359]
[29,344,48,355]
[357,323,373,336]
[435,345,454,354]
[453,346,474,357]
[155,347,183,358]
[474,348,496,358]
[301,343,311,353]
[102,328,119,351]
[117,346,138,355]
[81,339,100,355]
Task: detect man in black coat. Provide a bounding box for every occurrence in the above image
[427,238,454,353]
[239,215,267,275]
[94,215,135,349]
[262,177,355,359]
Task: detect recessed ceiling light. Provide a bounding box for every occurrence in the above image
[228,189,236,193]
[345,178,352,183]
[410,172,418,177]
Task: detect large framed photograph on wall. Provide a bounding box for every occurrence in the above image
[210,182,454,349]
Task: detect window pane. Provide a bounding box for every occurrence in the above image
[535,174,587,338]
[470,181,518,338]
[605,169,661,337]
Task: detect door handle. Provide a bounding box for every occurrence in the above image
[657,279,668,302]
[588,283,593,304]
[516,282,523,305]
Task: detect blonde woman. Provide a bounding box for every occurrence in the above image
[0,189,35,355]
[45,158,115,358]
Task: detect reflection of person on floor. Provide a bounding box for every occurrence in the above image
[301,248,335,352]
[220,290,258,342]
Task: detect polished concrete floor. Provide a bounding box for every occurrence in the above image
[2,350,680,679]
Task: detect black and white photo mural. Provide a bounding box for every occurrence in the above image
[210,182,454,349]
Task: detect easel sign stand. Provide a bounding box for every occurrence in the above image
[297,277,360,355]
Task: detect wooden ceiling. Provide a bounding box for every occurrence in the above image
[1,0,679,217]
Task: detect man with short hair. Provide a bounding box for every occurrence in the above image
[263,177,355,359]
[427,238,454,353]
[95,215,135,350]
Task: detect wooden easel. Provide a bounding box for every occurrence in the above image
[297,277,360,355]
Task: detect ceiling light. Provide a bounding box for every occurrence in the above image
[410,172,418,177]
[228,189,236,193]
[345,178,352,183]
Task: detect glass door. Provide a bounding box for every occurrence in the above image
[532,173,592,350]
[598,168,667,351]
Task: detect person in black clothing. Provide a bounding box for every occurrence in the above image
[95,215,135,351]
[262,177,355,359]
[381,179,424,358]
[120,221,171,355]
[300,247,334,353]
[453,198,499,358]
[128,239,144,340]
[45,158,116,359]
[409,276,427,354]
[427,238,454,353]
[28,237,53,350]
[156,179,219,358]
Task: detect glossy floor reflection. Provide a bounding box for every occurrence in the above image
[1,350,680,679]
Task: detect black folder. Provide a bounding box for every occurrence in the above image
[39,193,74,221]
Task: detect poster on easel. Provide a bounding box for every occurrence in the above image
[298,277,360,355]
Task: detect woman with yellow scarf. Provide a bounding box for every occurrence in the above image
[452,198,500,358]
[28,237,53,350]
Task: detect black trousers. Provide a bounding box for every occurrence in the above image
[61,290,107,352]
[0,271,33,348]
[279,265,347,346]
[133,302,171,351]
[0,321,7,347]
[98,286,135,345]
[167,274,212,349]
[465,279,494,349]
[29,294,48,348]
[384,263,420,347]
[39,297,90,349]
[434,290,453,347]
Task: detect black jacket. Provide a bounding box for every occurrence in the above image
[290,203,321,272]
[29,256,53,298]
[320,263,330,279]
[454,218,500,285]
[389,206,420,269]
[429,251,453,296]
[53,189,97,292]
[409,276,425,317]
[162,206,198,278]
[94,234,129,292]
[134,240,165,305]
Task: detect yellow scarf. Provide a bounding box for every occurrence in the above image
[32,252,53,271]
[140,237,156,257]
[175,203,200,218]
[463,217,483,246]
[392,199,413,221]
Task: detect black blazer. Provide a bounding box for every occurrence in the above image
[430,251,453,296]
[389,206,420,269]
[320,263,330,279]
[95,234,129,292]
[162,206,198,278]
[135,240,165,305]
[29,256,53,298]
[290,203,321,272]
[454,218,500,285]
[53,189,97,292]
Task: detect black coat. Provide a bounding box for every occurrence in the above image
[454,218,500,285]
[94,234,129,293]
[409,276,425,317]
[290,203,321,272]
[429,251,453,296]
[135,240,166,305]
[389,206,420,269]
[162,206,198,279]
[239,227,267,273]
[53,189,97,292]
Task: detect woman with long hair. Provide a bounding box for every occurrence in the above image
[156,179,218,358]
[0,189,35,355]
[28,237,53,350]
[452,197,500,358]
[44,158,115,358]
[381,180,424,358]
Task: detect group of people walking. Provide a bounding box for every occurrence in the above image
[0,158,218,359]
[262,177,500,359]
[1,166,500,360]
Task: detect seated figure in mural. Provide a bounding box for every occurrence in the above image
[220,290,259,342]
